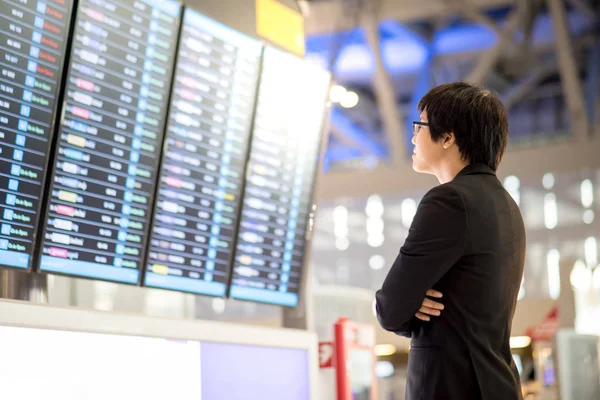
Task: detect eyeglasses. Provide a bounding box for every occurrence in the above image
[412,121,430,136]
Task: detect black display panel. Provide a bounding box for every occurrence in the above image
[142,9,262,296]
[0,0,74,271]
[38,0,181,283]
[229,47,330,307]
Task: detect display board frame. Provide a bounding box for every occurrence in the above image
[0,0,78,272]
[35,0,184,285]
[140,6,264,297]
[226,46,331,307]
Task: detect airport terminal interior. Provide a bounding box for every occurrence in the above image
[0,0,599,398]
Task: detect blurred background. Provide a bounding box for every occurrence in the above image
[307,0,600,397]
[0,0,598,399]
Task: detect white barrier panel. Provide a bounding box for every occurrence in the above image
[0,299,318,400]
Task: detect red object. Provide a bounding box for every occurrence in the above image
[525,306,558,342]
[49,247,68,258]
[56,205,75,216]
[334,318,377,400]
[319,341,334,369]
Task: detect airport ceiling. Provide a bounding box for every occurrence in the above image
[302,0,518,35]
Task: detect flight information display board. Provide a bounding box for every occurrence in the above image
[38,0,181,283]
[229,47,330,307]
[0,0,74,270]
[143,9,262,296]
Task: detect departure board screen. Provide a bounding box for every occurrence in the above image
[38,0,181,283]
[0,0,74,271]
[143,9,262,296]
[229,47,330,307]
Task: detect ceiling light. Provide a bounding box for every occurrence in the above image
[366,217,384,236]
[584,237,598,268]
[329,85,347,103]
[369,255,386,270]
[340,91,359,108]
[544,193,558,229]
[570,259,591,291]
[366,195,384,218]
[335,237,349,251]
[376,361,395,378]
[333,205,348,225]
[504,175,520,191]
[401,198,417,228]
[504,175,521,206]
[367,234,385,248]
[374,344,396,357]
[583,210,595,224]
[581,179,594,208]
[542,173,555,190]
[510,336,532,349]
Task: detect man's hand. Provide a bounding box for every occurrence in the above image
[415,289,444,321]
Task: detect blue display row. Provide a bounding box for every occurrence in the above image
[0,0,330,307]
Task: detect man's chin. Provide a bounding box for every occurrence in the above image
[412,161,433,175]
[412,159,424,173]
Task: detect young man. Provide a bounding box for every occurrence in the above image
[375,82,525,399]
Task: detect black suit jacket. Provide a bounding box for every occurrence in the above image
[376,163,525,400]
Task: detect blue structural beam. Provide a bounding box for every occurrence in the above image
[325,146,364,161]
[305,12,593,85]
[323,146,367,172]
[378,20,429,49]
[329,107,388,159]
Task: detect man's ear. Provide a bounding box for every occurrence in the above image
[442,132,456,149]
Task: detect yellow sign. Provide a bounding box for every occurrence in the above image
[256,0,305,56]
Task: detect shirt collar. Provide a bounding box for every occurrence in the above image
[455,163,496,178]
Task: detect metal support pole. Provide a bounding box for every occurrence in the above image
[451,0,519,49]
[363,9,407,166]
[0,270,48,303]
[500,57,557,109]
[547,0,590,141]
[465,9,522,85]
[567,0,597,22]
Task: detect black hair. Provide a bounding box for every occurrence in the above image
[418,82,508,171]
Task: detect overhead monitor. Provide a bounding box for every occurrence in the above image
[228,47,331,307]
[0,0,74,270]
[38,0,181,283]
[143,9,262,296]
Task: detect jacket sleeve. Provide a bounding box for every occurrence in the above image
[375,184,468,333]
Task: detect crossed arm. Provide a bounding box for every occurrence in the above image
[375,184,468,336]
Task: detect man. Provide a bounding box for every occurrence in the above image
[375,82,525,400]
